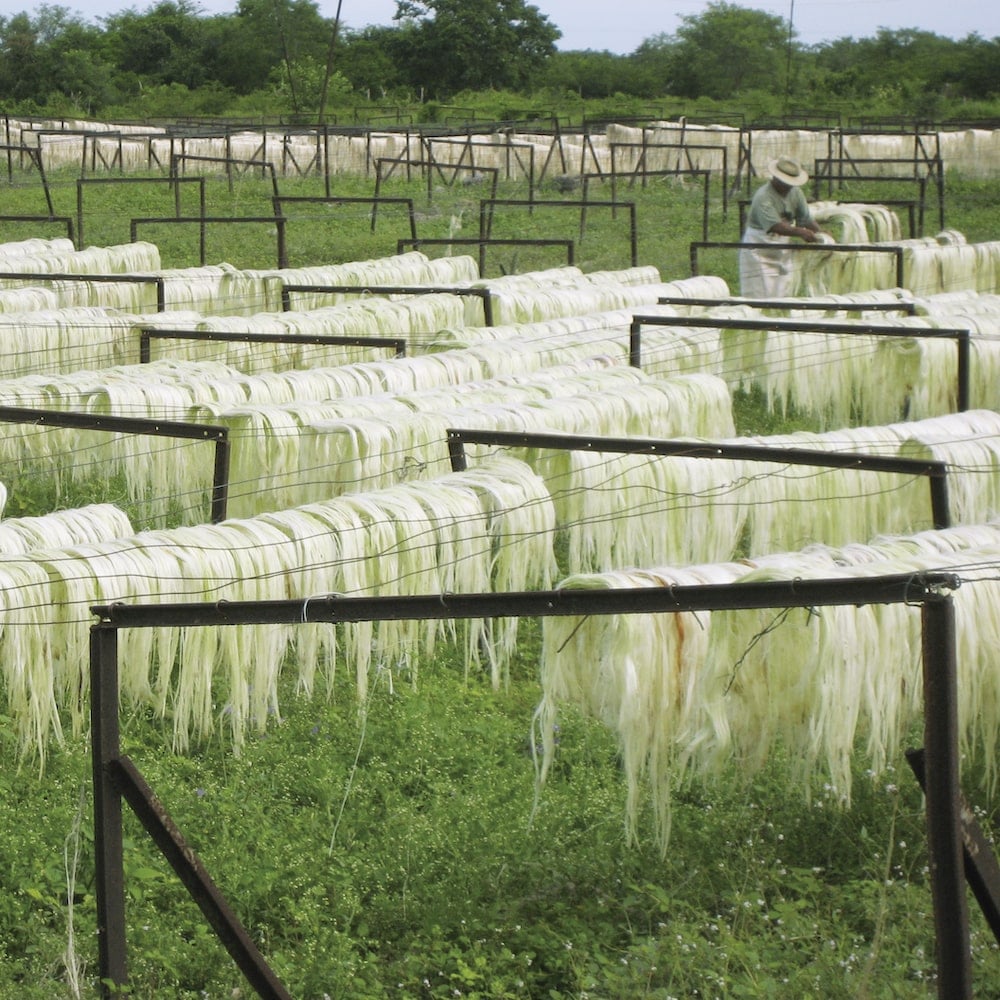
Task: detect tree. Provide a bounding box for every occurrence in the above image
[814,28,996,107]
[629,33,677,98]
[336,26,405,98]
[538,50,630,100]
[0,6,113,111]
[0,12,52,105]
[228,0,331,102]
[959,34,1000,99]
[668,2,791,99]
[391,0,560,97]
[102,0,212,89]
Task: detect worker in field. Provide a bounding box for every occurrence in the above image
[739,156,824,297]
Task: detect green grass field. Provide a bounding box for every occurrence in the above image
[0,160,999,998]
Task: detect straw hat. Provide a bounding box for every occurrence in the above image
[768,156,809,187]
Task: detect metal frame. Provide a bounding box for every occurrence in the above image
[76,176,206,250]
[478,198,638,267]
[88,571,974,998]
[628,313,972,412]
[129,216,287,269]
[138,326,406,364]
[608,140,730,218]
[812,164,935,231]
[444,426,952,530]
[277,282,496,327]
[689,240,906,289]
[0,406,230,522]
[736,198,919,240]
[395,237,575,278]
[589,168,712,241]
[0,142,54,213]
[168,153,279,197]
[374,156,500,206]
[0,214,73,241]
[656,294,918,315]
[273,194,418,238]
[0,271,166,311]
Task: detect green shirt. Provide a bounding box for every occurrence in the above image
[746,181,814,234]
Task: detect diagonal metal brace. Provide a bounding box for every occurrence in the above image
[906,747,1000,946]
[109,755,292,1000]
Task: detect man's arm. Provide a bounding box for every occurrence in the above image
[769,218,821,242]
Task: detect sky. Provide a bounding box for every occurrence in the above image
[21,0,1000,52]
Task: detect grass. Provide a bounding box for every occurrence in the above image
[4,654,1000,998]
[0,166,793,279]
[0,157,999,997]
[4,162,998,281]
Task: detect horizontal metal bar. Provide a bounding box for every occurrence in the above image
[274,195,416,207]
[131,215,279,223]
[689,241,900,252]
[632,314,970,339]
[0,270,161,285]
[139,327,406,359]
[0,215,74,236]
[396,236,574,259]
[90,572,959,629]
[632,312,971,413]
[690,240,906,288]
[76,176,204,186]
[280,283,486,297]
[279,282,494,326]
[395,238,574,249]
[0,405,228,442]
[482,199,626,208]
[445,427,949,477]
[656,295,917,315]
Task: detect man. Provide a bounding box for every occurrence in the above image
[739,156,823,298]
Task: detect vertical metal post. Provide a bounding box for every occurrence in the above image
[273,208,288,270]
[609,144,619,207]
[929,471,951,530]
[90,624,128,997]
[446,431,468,472]
[701,170,710,242]
[721,145,729,220]
[955,332,970,412]
[276,217,287,270]
[211,436,231,523]
[76,180,84,250]
[323,124,331,198]
[629,320,642,369]
[480,289,494,327]
[628,203,638,267]
[937,163,945,231]
[921,597,972,999]
[479,199,489,244]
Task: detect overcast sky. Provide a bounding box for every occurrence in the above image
[32,0,1000,52]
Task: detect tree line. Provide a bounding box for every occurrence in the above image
[1,0,998,121]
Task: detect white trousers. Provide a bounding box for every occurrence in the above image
[739,227,793,298]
